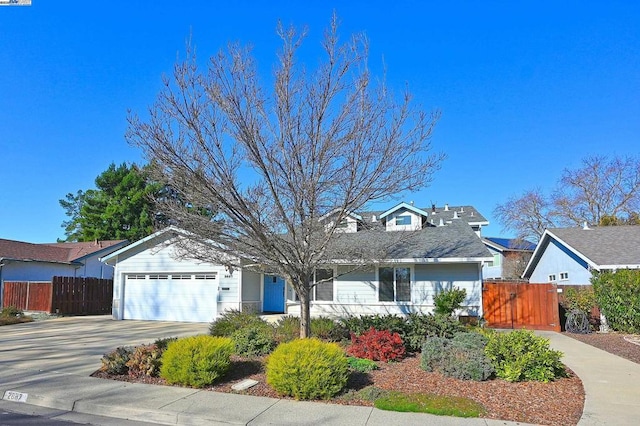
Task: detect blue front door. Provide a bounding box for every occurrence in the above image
[263,275,285,313]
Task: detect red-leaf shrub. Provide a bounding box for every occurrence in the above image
[347,327,406,362]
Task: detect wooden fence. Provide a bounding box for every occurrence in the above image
[2,277,113,315]
[482,280,561,331]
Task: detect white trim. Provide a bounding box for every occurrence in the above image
[523,230,599,278]
[318,209,363,222]
[377,264,413,303]
[379,202,429,220]
[327,257,493,264]
[101,226,185,264]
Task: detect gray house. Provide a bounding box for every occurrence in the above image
[103,202,492,323]
[522,225,640,285]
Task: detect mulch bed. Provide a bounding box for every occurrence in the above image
[564,331,640,364]
[93,353,584,426]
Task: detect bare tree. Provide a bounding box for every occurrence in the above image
[495,156,640,241]
[126,15,443,337]
[494,189,555,241]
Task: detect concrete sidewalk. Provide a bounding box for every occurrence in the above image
[1,317,639,425]
[540,331,640,425]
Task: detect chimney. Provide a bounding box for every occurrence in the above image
[583,221,590,230]
[431,204,436,213]
[453,211,459,219]
[410,200,414,206]
[438,218,445,226]
[460,207,464,213]
[371,215,377,222]
[444,204,449,211]
[470,211,474,217]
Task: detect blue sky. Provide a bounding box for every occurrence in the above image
[1,1,638,243]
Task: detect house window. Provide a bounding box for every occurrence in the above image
[126,274,146,280]
[548,274,557,282]
[379,267,411,302]
[336,219,349,229]
[396,215,411,226]
[560,272,569,280]
[489,253,501,267]
[313,268,334,301]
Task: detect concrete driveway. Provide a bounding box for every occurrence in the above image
[0,316,210,376]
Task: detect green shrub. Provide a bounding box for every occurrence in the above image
[420,337,448,373]
[347,356,379,372]
[339,314,409,341]
[433,287,467,316]
[209,309,270,337]
[421,333,493,381]
[347,327,406,362]
[266,338,349,400]
[274,315,301,343]
[592,270,640,333]
[126,344,163,378]
[374,391,485,417]
[160,335,234,387]
[405,313,467,351]
[154,337,178,351]
[0,306,23,318]
[100,346,133,375]
[561,286,597,314]
[484,330,566,382]
[311,316,345,341]
[232,324,275,356]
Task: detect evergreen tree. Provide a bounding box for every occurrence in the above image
[59,163,161,242]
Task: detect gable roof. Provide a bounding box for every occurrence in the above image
[367,204,488,227]
[523,225,640,277]
[0,238,127,265]
[483,237,536,252]
[327,219,492,261]
[379,202,429,220]
[101,226,182,264]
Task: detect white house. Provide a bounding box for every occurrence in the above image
[522,225,640,285]
[102,203,493,323]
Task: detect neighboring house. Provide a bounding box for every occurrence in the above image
[482,237,535,279]
[522,225,640,285]
[102,202,493,323]
[0,238,128,305]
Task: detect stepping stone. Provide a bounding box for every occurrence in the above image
[232,379,259,391]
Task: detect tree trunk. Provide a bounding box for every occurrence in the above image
[298,286,312,338]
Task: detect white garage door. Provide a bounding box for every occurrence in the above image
[123,273,218,322]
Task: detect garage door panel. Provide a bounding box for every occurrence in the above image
[123,275,218,322]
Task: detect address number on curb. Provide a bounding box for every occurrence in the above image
[2,390,28,403]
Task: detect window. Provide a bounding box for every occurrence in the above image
[195,274,216,280]
[560,272,569,280]
[171,274,192,280]
[313,268,334,301]
[149,274,168,280]
[548,274,557,282]
[396,215,411,226]
[378,267,411,302]
[126,274,146,280]
[336,219,349,228]
[489,253,501,267]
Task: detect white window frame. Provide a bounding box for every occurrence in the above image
[312,268,335,302]
[378,266,412,303]
[559,272,569,281]
[548,274,557,282]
